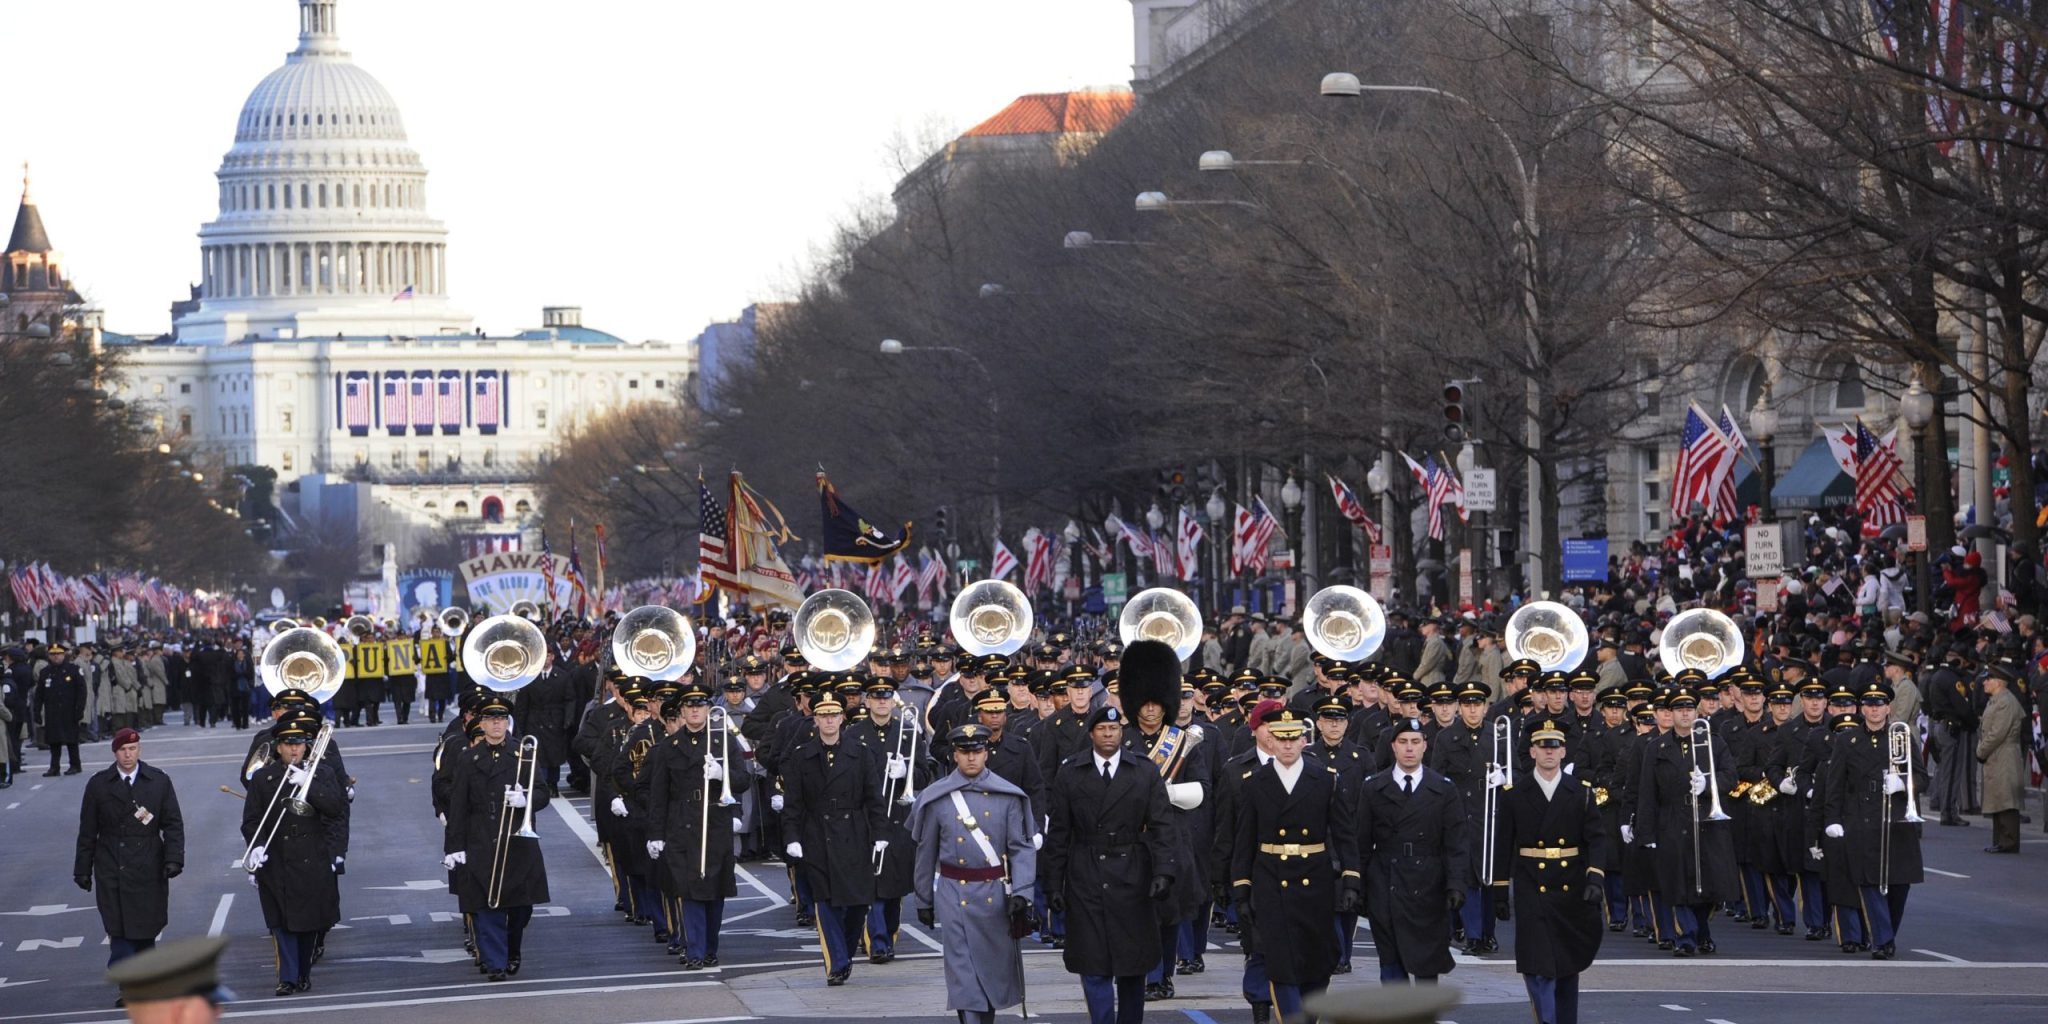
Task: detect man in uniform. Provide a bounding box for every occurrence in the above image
[443,695,550,981]
[104,935,234,1022]
[1490,719,1608,1024]
[910,724,1038,1024]
[1355,715,1467,983]
[1044,704,1174,1024]
[648,680,752,968]
[1430,682,1496,955]
[575,671,637,913]
[609,681,665,936]
[241,711,345,995]
[1924,643,1979,825]
[852,674,931,963]
[1821,680,1923,958]
[1114,642,1210,1002]
[77,728,185,979]
[1229,707,1352,1021]
[1635,687,1736,956]
[780,688,888,985]
[36,643,88,775]
[1977,659,2027,854]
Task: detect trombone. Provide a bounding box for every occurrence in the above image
[1689,717,1730,894]
[1881,720,1924,893]
[487,735,541,909]
[242,720,335,873]
[889,709,922,807]
[703,705,739,875]
[1480,716,1513,886]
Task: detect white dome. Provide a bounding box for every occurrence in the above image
[235,60,408,144]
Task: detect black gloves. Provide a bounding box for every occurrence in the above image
[1495,896,1512,922]
[1581,882,1605,906]
[1046,891,1067,916]
[1447,889,1466,913]
[74,875,91,892]
[916,906,936,928]
[1233,885,1254,932]
[1148,876,1171,900]
[164,863,183,880]
[1210,881,1231,905]
[1336,888,1362,914]
[1007,894,1032,920]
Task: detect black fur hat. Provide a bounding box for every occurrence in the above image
[1118,639,1182,723]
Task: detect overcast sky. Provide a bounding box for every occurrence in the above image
[2,0,1133,342]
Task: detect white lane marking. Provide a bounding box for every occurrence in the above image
[1912,948,1968,962]
[550,796,605,867]
[1577,958,2048,968]
[4,803,18,811]
[1660,1005,1689,1012]
[30,784,41,791]
[1924,867,1970,878]
[607,1018,758,1024]
[207,894,233,937]
[208,980,724,1018]
[1707,1019,1740,1024]
[732,863,787,906]
[897,922,945,952]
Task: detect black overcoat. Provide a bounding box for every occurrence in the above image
[1820,725,1924,887]
[34,663,87,744]
[241,757,344,932]
[1490,771,1607,978]
[1354,767,1469,978]
[1043,747,1174,978]
[444,737,552,912]
[648,722,754,900]
[1635,729,1739,902]
[1229,760,1350,985]
[780,736,888,907]
[75,762,184,939]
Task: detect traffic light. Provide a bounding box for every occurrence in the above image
[1442,382,1467,442]
[934,506,951,539]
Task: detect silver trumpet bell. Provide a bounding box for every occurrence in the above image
[258,627,349,703]
[462,614,550,692]
[949,580,1034,657]
[794,588,879,671]
[611,605,697,681]
[1118,587,1202,660]
[1658,608,1745,679]
[1504,600,1590,672]
[1301,585,1387,662]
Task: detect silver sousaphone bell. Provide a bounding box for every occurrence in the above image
[1504,600,1590,672]
[794,588,879,671]
[462,614,550,692]
[949,580,1033,657]
[258,626,349,704]
[1300,585,1387,662]
[1657,607,1745,679]
[610,605,696,681]
[1118,587,1202,660]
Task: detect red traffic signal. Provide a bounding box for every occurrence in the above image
[1443,382,1467,440]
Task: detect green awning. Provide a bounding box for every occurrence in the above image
[1769,436,1853,510]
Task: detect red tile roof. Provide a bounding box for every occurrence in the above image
[963,90,1135,138]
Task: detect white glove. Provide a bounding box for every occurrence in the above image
[504,785,528,808]
[438,813,447,826]
[647,840,666,859]
[285,764,312,787]
[1646,842,1657,849]
[1563,762,1576,776]
[442,851,465,871]
[244,845,268,870]
[1824,823,1845,838]
[1166,781,1205,811]
[1486,767,1510,788]
[345,785,356,802]
[1032,833,1044,850]
[1620,825,1634,844]
[1884,773,1905,795]
[703,755,724,781]
[247,871,259,888]
[785,841,803,860]
[885,755,908,780]
[1778,777,1799,795]
[872,840,889,859]
[1809,845,1825,861]
[1688,770,1708,796]
[771,794,785,812]
[610,797,629,818]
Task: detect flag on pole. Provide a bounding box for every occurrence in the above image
[1176,508,1204,581]
[1023,529,1055,594]
[991,538,1018,581]
[1327,474,1383,544]
[539,532,558,614]
[1151,529,1177,579]
[916,550,945,608]
[391,284,415,301]
[1670,403,1739,520]
[698,474,738,592]
[1109,515,1154,558]
[593,523,610,614]
[1714,405,1749,522]
[1854,419,1909,528]
[1235,499,1280,574]
[1402,452,1457,541]
[730,472,803,609]
[890,555,917,602]
[567,527,590,617]
[818,471,911,564]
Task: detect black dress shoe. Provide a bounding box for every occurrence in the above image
[703,956,719,967]
[1478,936,1498,953]
[1940,818,1969,826]
[1985,845,2019,854]
[1144,983,1166,1002]
[312,944,324,962]
[295,980,311,993]
[1187,956,1204,973]
[1750,917,1769,929]
[114,998,124,1008]
[868,952,892,965]
[488,971,507,982]
[1657,940,1674,951]
[826,968,851,986]
[1175,959,1194,976]
[64,766,81,775]
[1608,921,1625,932]
[795,911,815,927]
[1699,941,1717,954]
[680,956,704,970]
[1673,944,1695,957]
[275,983,296,997]
[507,958,521,976]
[1806,928,1828,941]
[1872,943,1896,960]
[1329,961,1347,975]
[654,929,671,943]
[42,769,59,777]
[1776,924,1796,935]
[1251,1002,1273,1024]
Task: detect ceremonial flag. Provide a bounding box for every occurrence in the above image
[991,538,1018,581]
[731,472,803,609]
[1855,419,1909,528]
[698,474,737,592]
[473,371,501,434]
[1328,474,1383,544]
[392,284,415,301]
[593,523,609,614]
[1109,515,1154,557]
[1176,508,1204,581]
[1670,403,1739,519]
[818,471,911,564]
[568,528,590,617]
[1024,528,1054,594]
[1151,529,1177,579]
[540,532,558,613]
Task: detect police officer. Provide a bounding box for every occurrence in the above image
[76,728,185,978]
[780,688,888,986]
[909,723,1039,1024]
[36,643,88,775]
[1490,719,1608,1024]
[443,694,550,981]
[241,711,344,995]
[648,680,752,969]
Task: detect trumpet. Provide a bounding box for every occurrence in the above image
[1747,779,1780,806]
[1592,785,1612,807]
[487,735,540,909]
[1480,716,1513,885]
[243,721,334,872]
[1881,720,1924,893]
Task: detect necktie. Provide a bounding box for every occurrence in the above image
[1402,774,1413,795]
[1101,762,1111,783]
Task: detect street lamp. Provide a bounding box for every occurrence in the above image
[1063,230,1153,250]
[1135,190,1261,213]
[1280,474,1305,608]
[1321,71,1546,593]
[1749,393,1779,522]
[1901,374,1938,618]
[1146,502,1166,531]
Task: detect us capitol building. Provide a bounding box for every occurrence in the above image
[21,0,691,556]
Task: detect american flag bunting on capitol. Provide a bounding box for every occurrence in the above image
[474,371,501,434]
[381,376,406,435]
[342,372,371,435]
[437,371,463,434]
[409,372,434,435]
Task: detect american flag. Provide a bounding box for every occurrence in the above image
[1670,403,1739,520]
[342,373,371,435]
[1109,515,1154,558]
[863,563,888,602]
[1086,527,1115,567]
[409,373,434,435]
[1150,528,1177,579]
[916,550,945,607]
[1327,474,1383,543]
[1176,507,1204,581]
[1855,419,1910,527]
[890,555,916,602]
[1401,452,1457,541]
[1235,498,1280,575]
[437,372,462,434]
[10,566,41,614]
[381,377,406,435]
[474,371,500,434]
[991,537,1018,581]
[1713,405,1749,523]
[1023,528,1054,594]
[698,476,737,591]
[568,529,590,616]
[540,533,558,613]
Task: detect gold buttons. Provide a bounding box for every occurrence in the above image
[1538,886,1546,893]
[1538,863,1547,871]
[1280,880,1289,888]
[1562,884,1570,892]
[1278,829,1287,837]
[1560,860,1569,868]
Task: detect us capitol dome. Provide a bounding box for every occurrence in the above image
[174,0,469,342]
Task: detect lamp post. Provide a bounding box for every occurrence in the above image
[1206,489,1228,614]
[1280,473,1304,612]
[1749,393,1778,523]
[1063,519,1083,617]
[1901,374,1938,619]
[880,339,1000,539]
[1320,73,1545,593]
